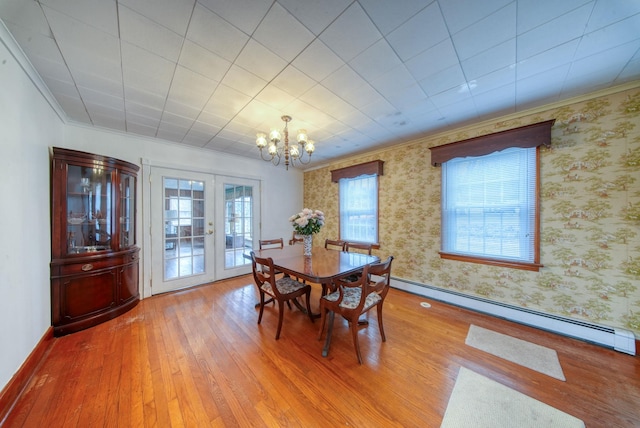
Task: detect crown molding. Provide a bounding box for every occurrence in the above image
[0,19,67,123]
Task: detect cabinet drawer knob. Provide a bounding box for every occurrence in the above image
[82,264,94,271]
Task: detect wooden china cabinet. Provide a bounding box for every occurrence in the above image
[50,147,140,336]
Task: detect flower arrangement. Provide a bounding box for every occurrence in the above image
[289,208,325,235]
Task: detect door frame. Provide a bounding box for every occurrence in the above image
[140,158,263,298]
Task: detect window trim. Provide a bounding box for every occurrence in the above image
[430,120,554,271]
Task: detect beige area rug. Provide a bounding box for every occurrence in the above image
[440,367,585,428]
[465,324,566,381]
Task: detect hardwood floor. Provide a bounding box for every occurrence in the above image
[4,275,639,427]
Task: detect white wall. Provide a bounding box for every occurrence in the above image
[0,28,303,393]
[0,30,63,391]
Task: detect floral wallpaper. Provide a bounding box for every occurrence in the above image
[305,86,640,338]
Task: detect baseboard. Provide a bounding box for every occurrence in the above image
[0,327,54,425]
[391,277,637,356]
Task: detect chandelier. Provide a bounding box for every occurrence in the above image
[255,115,315,170]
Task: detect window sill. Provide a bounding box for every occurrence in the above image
[439,252,543,272]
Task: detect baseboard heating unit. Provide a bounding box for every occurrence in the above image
[391,277,636,356]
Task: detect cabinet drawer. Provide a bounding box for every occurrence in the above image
[58,258,121,276]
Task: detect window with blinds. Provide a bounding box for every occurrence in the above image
[442,147,536,263]
[339,174,378,243]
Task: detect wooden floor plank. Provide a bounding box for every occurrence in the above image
[4,274,639,427]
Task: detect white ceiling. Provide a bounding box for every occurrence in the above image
[2,0,639,168]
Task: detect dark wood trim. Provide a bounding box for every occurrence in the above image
[0,327,54,425]
[439,252,543,271]
[330,159,383,182]
[429,119,555,166]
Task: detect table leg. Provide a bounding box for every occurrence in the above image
[322,311,335,358]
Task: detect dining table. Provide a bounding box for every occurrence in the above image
[249,245,379,357]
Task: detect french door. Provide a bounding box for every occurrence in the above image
[149,168,259,294]
[150,168,216,294]
[215,176,260,280]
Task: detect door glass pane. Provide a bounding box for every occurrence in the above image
[164,178,206,280]
[224,183,253,268]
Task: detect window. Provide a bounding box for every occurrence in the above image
[340,174,378,243]
[442,147,536,264]
[331,160,383,245]
[430,120,554,271]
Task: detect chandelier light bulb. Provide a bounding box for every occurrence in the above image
[304,139,315,154]
[297,129,308,144]
[256,133,267,148]
[269,129,281,144]
[290,144,300,159]
[268,143,278,156]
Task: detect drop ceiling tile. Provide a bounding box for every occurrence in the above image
[166,66,218,110]
[386,2,449,61]
[299,85,357,119]
[619,56,640,80]
[178,40,231,82]
[126,122,158,138]
[121,42,175,93]
[322,66,383,109]
[202,83,252,119]
[517,4,593,60]
[254,85,296,111]
[358,97,398,121]
[436,98,479,124]
[384,83,428,111]
[439,0,511,34]
[234,39,287,82]
[55,93,91,122]
[198,0,271,36]
[586,0,640,32]
[517,0,592,34]
[319,2,382,62]
[369,64,417,98]
[163,100,204,121]
[190,119,222,136]
[195,110,232,128]
[515,64,570,105]
[461,39,515,81]
[516,40,579,79]
[156,125,189,142]
[470,83,516,113]
[0,1,53,37]
[186,3,249,63]
[119,0,194,36]
[429,82,476,108]
[575,14,640,60]
[78,85,124,110]
[469,66,515,96]
[359,0,430,35]
[220,64,268,98]
[451,3,516,61]
[418,64,466,97]
[349,39,402,83]
[41,0,118,36]
[292,39,344,82]
[568,41,640,83]
[125,107,162,127]
[252,2,314,62]
[71,69,122,95]
[277,0,351,35]
[124,86,167,112]
[405,38,459,82]
[232,100,281,129]
[91,113,126,131]
[180,132,210,147]
[42,76,81,99]
[271,65,317,97]
[119,5,184,62]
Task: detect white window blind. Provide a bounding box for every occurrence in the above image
[339,174,378,243]
[442,147,536,263]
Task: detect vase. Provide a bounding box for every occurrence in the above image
[303,235,313,256]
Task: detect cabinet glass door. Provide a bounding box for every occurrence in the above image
[120,173,136,249]
[66,165,113,254]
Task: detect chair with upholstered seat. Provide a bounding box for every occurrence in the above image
[259,238,284,249]
[317,256,394,364]
[250,251,314,340]
[324,239,346,251]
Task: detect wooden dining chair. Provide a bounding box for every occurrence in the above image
[259,238,284,249]
[324,239,346,251]
[344,241,373,255]
[289,232,304,246]
[250,251,314,340]
[318,256,394,364]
